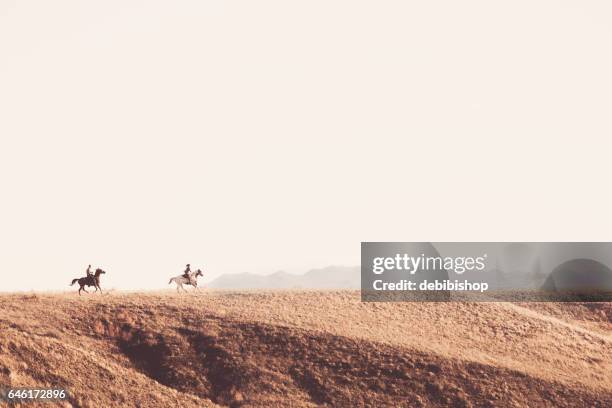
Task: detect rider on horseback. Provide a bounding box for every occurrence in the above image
[182,264,193,284]
[71,266,106,295]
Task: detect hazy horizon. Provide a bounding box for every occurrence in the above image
[2,1,612,291]
[0,264,360,293]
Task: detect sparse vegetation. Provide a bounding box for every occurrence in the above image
[0,291,610,407]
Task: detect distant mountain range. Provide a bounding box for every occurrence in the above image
[207,266,360,289]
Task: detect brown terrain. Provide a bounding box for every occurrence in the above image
[0,291,610,407]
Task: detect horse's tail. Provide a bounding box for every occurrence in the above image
[168,277,175,285]
[70,278,79,286]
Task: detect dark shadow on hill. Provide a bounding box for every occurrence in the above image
[106,316,611,408]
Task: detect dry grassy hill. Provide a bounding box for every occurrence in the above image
[0,291,610,407]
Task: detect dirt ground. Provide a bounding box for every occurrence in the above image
[0,290,610,407]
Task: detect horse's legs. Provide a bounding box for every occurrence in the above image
[97,285,102,294]
[176,283,181,293]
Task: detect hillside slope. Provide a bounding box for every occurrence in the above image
[0,291,610,407]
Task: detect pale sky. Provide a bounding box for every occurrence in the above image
[1,1,612,291]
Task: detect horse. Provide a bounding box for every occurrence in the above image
[70,268,106,296]
[169,269,203,292]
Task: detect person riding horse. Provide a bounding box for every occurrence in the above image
[169,268,204,292]
[71,267,106,295]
